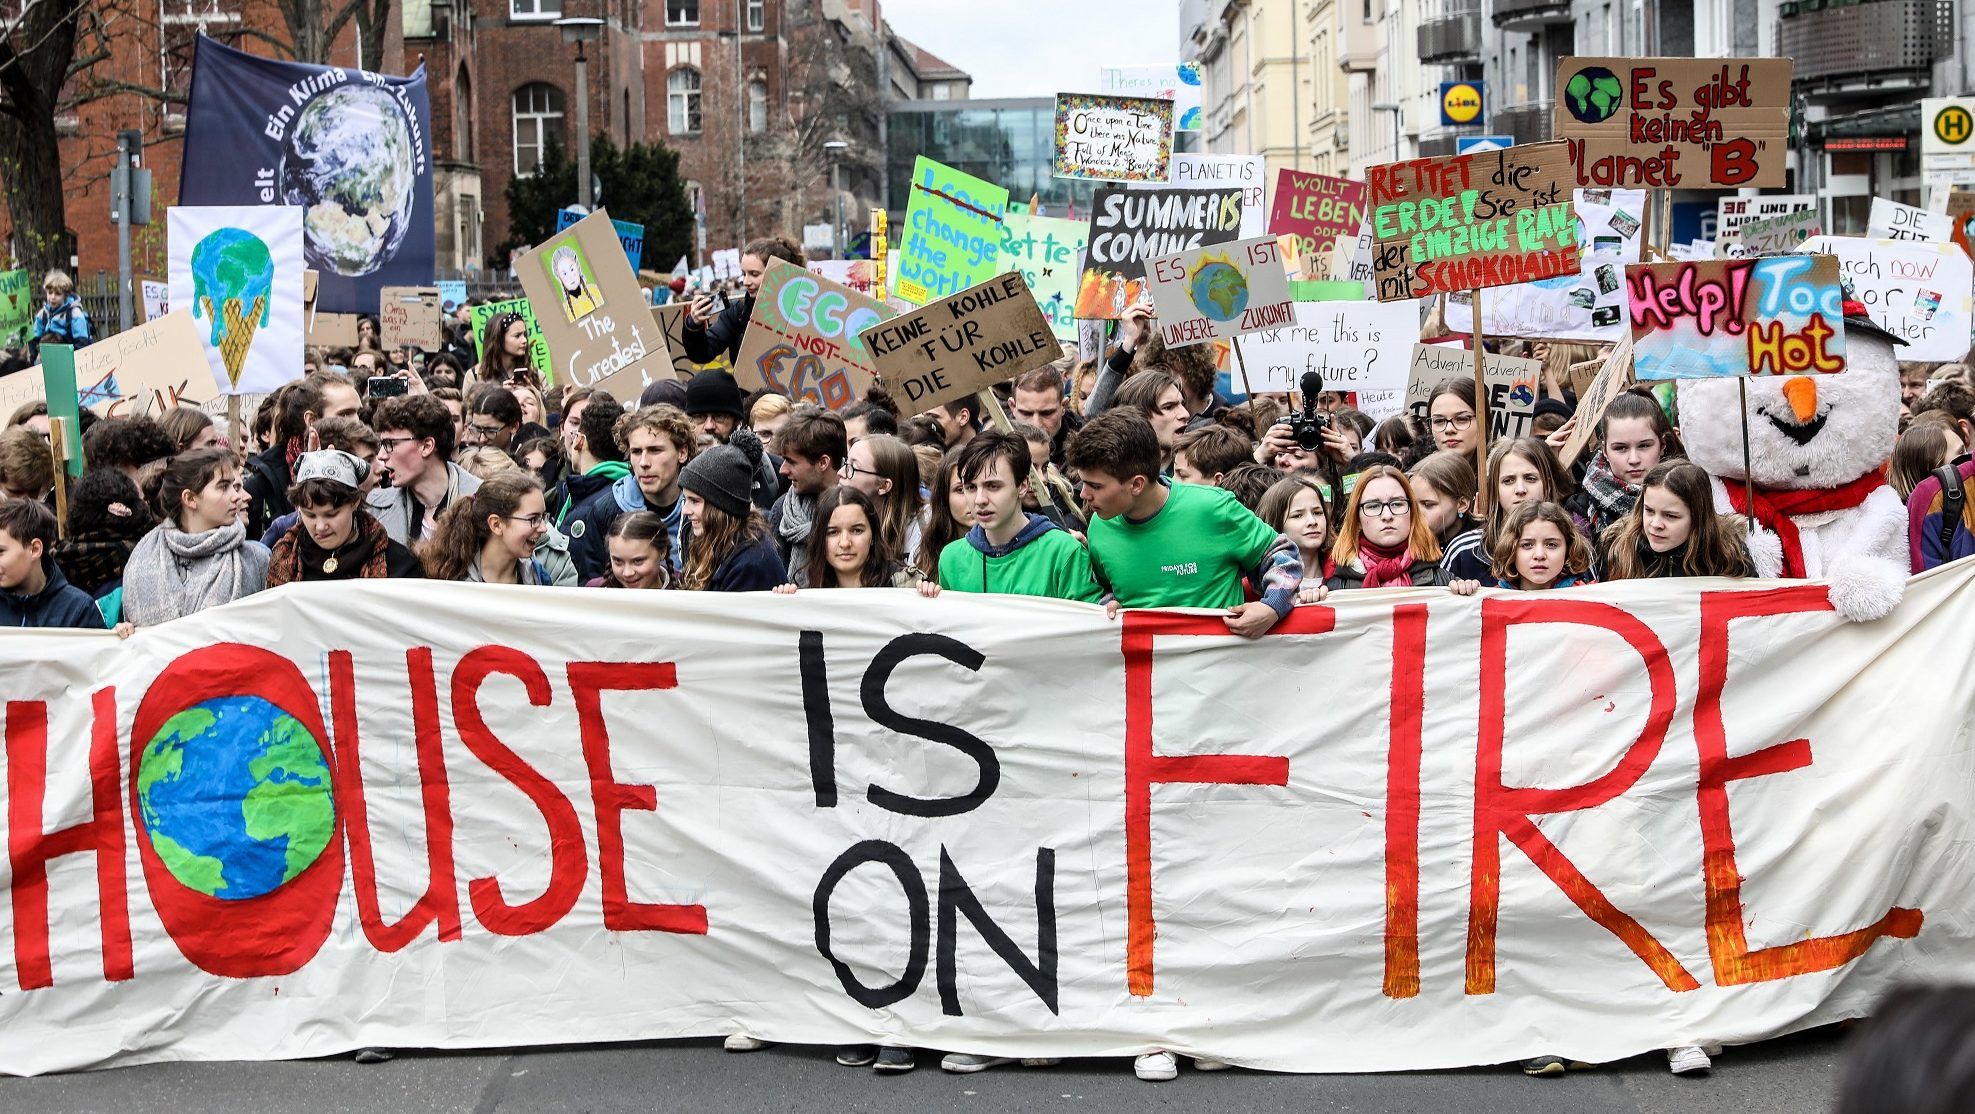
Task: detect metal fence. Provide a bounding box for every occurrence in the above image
[69,271,527,341]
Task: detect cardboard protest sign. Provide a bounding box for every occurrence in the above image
[1144,237,1294,348]
[1731,209,1821,256]
[1052,93,1174,183]
[1716,194,1814,249]
[649,302,703,379]
[378,286,443,351]
[8,312,217,419]
[467,298,553,380]
[1554,57,1792,189]
[556,208,646,272]
[1406,343,1540,439]
[0,269,33,349]
[1560,333,1636,465]
[168,204,306,395]
[517,209,671,400]
[1268,171,1368,279]
[1366,142,1580,302]
[861,272,1056,417]
[436,279,468,314]
[1444,187,1646,342]
[1868,199,1952,244]
[1077,185,1245,319]
[895,156,1008,306]
[733,260,896,412]
[1127,154,1266,236]
[1798,236,1974,362]
[1627,255,1847,379]
[1239,299,1416,400]
[999,213,1087,342]
[1098,62,1202,130]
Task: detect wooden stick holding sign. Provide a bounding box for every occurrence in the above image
[1230,335,1257,403]
[1470,286,1489,514]
[46,416,69,537]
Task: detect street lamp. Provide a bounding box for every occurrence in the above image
[822,139,849,260]
[1371,101,1403,162]
[554,17,605,213]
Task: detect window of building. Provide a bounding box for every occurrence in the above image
[455,64,475,161]
[746,0,764,30]
[669,67,703,134]
[666,0,697,24]
[931,83,951,101]
[510,0,561,19]
[512,83,564,175]
[748,80,768,132]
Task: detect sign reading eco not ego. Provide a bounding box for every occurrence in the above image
[733,260,896,411]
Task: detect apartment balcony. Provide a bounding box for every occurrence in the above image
[1777,0,1952,102]
[1418,9,1481,63]
[1491,0,1572,32]
[1338,6,1382,72]
[1493,100,1554,146]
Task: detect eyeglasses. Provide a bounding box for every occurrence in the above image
[1358,498,1413,519]
[504,513,548,528]
[376,436,418,453]
[1429,414,1476,432]
[839,460,871,479]
[467,422,510,438]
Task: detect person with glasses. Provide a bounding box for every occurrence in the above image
[1313,465,1447,595]
[417,470,551,584]
[458,384,527,455]
[1426,378,1482,458]
[838,433,924,562]
[366,394,482,546]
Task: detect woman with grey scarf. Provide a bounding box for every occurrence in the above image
[124,447,269,626]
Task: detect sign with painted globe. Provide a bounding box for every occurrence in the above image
[179,34,434,316]
[1144,235,1294,348]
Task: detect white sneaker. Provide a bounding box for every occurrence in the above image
[1667,1045,1711,1075]
[940,1053,1013,1074]
[1192,1056,1232,1071]
[1134,1050,1179,1081]
[723,1034,771,1052]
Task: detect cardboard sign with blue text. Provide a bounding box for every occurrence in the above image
[1627,255,1847,379]
[557,208,646,272]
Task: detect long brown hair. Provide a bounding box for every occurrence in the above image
[1599,461,1752,580]
[857,434,923,560]
[1490,500,1592,584]
[1483,437,1574,551]
[915,448,968,582]
[803,486,896,588]
[1407,449,1478,542]
[680,497,770,590]
[477,312,539,388]
[419,470,540,581]
[1329,465,1442,566]
[141,447,236,527]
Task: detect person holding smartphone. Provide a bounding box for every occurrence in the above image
[681,237,805,365]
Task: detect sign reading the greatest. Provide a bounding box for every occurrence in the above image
[1366,141,1580,302]
[1554,57,1792,189]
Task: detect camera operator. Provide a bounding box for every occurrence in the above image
[1256,372,1358,481]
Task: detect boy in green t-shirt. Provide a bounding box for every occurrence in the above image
[1069,409,1300,638]
[920,430,1103,602]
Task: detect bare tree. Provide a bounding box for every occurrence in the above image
[0,0,95,273]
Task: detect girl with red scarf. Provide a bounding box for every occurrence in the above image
[1318,466,1448,593]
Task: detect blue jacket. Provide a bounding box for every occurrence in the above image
[566,475,686,583]
[31,296,93,351]
[709,533,786,592]
[3,557,107,629]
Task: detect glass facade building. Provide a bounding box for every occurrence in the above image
[886,98,1099,218]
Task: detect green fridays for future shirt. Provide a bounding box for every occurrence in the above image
[1086,481,1287,611]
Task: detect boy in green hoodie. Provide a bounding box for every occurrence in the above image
[920,430,1102,602]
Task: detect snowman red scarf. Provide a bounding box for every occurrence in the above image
[1722,467,1888,578]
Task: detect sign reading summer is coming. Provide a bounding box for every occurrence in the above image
[1554,57,1793,189]
[1365,141,1580,302]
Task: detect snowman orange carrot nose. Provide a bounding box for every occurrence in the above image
[1782,376,1818,423]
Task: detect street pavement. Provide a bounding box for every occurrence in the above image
[6,1026,1846,1113]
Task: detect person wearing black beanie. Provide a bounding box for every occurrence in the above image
[684,368,781,509]
[677,428,786,591]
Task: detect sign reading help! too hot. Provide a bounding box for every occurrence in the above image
[1627,255,1848,380]
[1554,57,1792,189]
[734,260,898,412]
[860,272,1059,418]
[1366,141,1581,302]
[1144,236,1295,348]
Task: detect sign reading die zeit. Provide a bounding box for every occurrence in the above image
[860,272,1059,418]
[1554,57,1793,189]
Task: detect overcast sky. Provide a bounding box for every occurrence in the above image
[878,1,1183,100]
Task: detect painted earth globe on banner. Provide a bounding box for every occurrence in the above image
[136,694,335,899]
[1187,256,1250,322]
[1563,67,1625,125]
[281,83,417,278]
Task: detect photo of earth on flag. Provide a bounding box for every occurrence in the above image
[281,83,419,279]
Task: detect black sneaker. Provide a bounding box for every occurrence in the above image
[836,1044,877,1067]
[353,1048,394,1064]
[874,1047,916,1073]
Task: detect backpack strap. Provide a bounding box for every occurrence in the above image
[1934,464,1967,555]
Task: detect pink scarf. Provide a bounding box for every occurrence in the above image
[1358,538,1416,588]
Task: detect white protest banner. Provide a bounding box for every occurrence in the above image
[1052,93,1174,183]
[1715,194,1814,255]
[167,205,305,395]
[1127,154,1267,237]
[1,574,1973,1075]
[1797,236,1975,362]
[1445,187,1646,342]
[1145,236,1294,348]
[1240,299,1416,397]
[139,278,170,323]
[1406,343,1539,438]
[1734,209,1821,256]
[1867,198,1953,244]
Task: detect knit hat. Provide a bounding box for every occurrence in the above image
[680,427,762,518]
[641,378,689,410]
[684,369,745,419]
[1532,396,1574,423]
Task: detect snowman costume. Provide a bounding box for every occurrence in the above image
[1675,301,1907,622]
